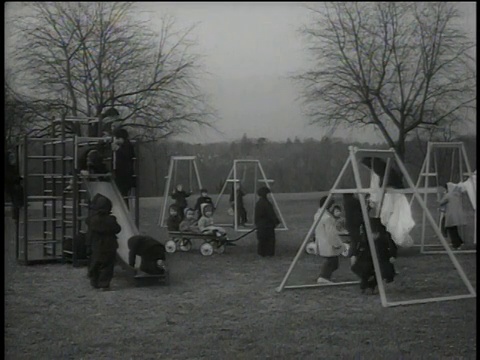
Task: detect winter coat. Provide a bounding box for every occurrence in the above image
[78,146,109,174]
[172,190,191,209]
[179,218,200,233]
[167,215,182,231]
[230,188,246,209]
[343,194,363,232]
[254,187,279,230]
[194,196,214,214]
[5,159,24,208]
[439,186,467,227]
[351,218,396,283]
[114,140,135,189]
[314,209,344,257]
[197,203,214,232]
[128,235,166,268]
[85,195,121,261]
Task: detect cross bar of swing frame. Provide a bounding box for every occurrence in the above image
[171,156,197,160]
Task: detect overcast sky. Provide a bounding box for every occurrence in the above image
[5,2,477,144]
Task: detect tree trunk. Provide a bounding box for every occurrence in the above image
[396,133,406,161]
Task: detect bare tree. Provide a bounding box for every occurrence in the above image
[9,2,217,140]
[295,2,476,159]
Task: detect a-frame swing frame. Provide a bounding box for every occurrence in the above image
[276,146,476,308]
[411,142,476,254]
[214,159,288,232]
[157,156,203,227]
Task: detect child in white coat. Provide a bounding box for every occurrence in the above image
[314,196,346,283]
[198,203,226,238]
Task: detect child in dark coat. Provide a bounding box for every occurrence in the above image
[350,196,397,293]
[128,235,166,275]
[112,128,135,200]
[166,204,182,231]
[85,194,122,290]
[343,193,364,257]
[171,184,191,219]
[194,188,214,219]
[254,186,280,257]
[230,183,247,226]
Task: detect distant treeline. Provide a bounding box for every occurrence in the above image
[137,135,477,197]
[22,135,476,197]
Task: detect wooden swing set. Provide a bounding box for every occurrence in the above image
[276,146,476,308]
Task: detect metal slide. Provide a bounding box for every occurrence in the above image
[84,181,138,274]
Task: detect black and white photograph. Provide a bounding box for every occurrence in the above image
[5,2,476,358]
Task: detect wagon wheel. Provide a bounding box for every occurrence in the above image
[165,240,177,253]
[200,242,214,256]
[305,242,317,255]
[215,243,226,254]
[179,239,192,252]
[341,243,351,257]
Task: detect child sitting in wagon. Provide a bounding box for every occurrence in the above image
[179,208,200,233]
[198,203,227,238]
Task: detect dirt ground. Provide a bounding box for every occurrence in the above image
[4,193,477,359]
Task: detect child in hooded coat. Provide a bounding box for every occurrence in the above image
[85,194,122,290]
[128,235,166,275]
[198,203,226,237]
[194,188,214,219]
[254,186,280,257]
[314,197,346,283]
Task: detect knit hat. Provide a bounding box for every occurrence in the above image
[257,186,271,198]
[113,128,129,140]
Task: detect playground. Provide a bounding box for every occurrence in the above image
[4,189,477,359]
[5,124,477,358]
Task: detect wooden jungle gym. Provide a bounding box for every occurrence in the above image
[14,116,139,267]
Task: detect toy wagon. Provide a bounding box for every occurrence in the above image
[166,228,255,256]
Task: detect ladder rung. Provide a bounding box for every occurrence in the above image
[20,218,59,223]
[28,156,62,159]
[28,174,69,178]
[28,196,63,200]
[43,139,74,146]
[83,174,111,178]
[420,173,438,177]
[19,238,59,243]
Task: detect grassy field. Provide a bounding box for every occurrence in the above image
[4,192,477,359]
